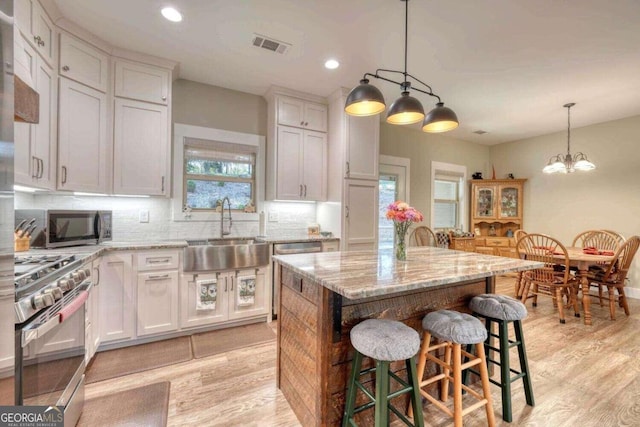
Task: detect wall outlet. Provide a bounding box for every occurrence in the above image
[139,210,149,223]
[268,210,279,222]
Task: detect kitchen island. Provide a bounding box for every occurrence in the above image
[273,246,541,426]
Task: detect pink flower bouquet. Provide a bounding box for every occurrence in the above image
[386,201,423,260]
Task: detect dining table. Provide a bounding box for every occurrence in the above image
[554,246,616,326]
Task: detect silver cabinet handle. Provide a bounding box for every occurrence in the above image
[62,65,70,71]
[346,206,350,218]
[224,277,228,292]
[299,184,303,197]
[304,184,307,197]
[230,276,234,291]
[93,267,100,286]
[161,96,167,101]
[346,161,350,177]
[147,274,170,280]
[61,166,67,184]
[31,156,39,178]
[147,258,172,265]
[38,158,44,178]
[161,176,165,192]
[33,35,41,44]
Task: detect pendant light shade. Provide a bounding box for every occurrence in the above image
[542,103,595,174]
[386,92,425,125]
[422,102,459,133]
[344,78,386,116]
[343,0,458,133]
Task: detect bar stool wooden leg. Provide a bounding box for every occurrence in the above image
[452,344,463,427]
[476,343,496,427]
[374,361,390,426]
[441,341,452,401]
[416,332,431,387]
[498,320,512,422]
[514,320,535,407]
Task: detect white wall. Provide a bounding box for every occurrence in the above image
[490,114,640,291]
[15,193,317,241]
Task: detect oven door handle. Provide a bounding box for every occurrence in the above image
[59,290,89,323]
[22,316,60,348]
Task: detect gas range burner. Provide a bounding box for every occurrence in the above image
[15,254,77,293]
[15,254,68,265]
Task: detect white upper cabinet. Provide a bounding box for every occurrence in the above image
[114,60,170,105]
[277,95,327,132]
[58,78,109,193]
[345,114,379,181]
[15,0,55,66]
[113,98,169,196]
[59,32,109,92]
[15,39,56,190]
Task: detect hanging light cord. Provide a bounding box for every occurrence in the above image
[404,0,408,81]
[566,104,571,155]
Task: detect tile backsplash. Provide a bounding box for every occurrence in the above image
[15,193,317,242]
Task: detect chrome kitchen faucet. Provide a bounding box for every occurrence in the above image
[220,197,232,237]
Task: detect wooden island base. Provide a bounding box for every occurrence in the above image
[276,265,494,426]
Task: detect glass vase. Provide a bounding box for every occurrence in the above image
[395,230,407,261]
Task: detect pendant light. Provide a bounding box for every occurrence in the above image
[344,0,458,132]
[542,103,596,174]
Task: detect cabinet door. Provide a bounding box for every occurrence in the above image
[58,77,109,192]
[473,185,496,219]
[32,55,56,189]
[113,98,169,195]
[304,102,327,132]
[14,40,37,185]
[276,126,303,200]
[180,273,229,328]
[59,33,109,92]
[498,185,522,219]
[228,268,268,320]
[90,258,101,356]
[343,179,379,251]
[32,1,55,66]
[137,271,179,336]
[302,130,327,201]
[277,96,305,128]
[114,60,170,105]
[346,114,379,180]
[99,253,134,344]
[14,0,35,42]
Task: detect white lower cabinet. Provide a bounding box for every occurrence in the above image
[136,270,179,336]
[99,252,134,344]
[343,179,379,251]
[180,267,269,329]
[86,258,101,362]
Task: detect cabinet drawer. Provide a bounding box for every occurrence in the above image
[464,240,476,251]
[60,33,109,92]
[485,238,509,247]
[137,251,179,271]
[476,246,496,255]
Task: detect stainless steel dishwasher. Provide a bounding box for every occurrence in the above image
[272,241,323,318]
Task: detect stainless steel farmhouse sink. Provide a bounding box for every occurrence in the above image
[183,238,268,272]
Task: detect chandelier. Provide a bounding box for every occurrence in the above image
[543,103,595,174]
[343,0,458,133]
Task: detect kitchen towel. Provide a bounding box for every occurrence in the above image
[236,275,256,307]
[196,279,217,311]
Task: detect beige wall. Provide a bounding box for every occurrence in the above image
[379,123,491,226]
[490,114,640,290]
[172,79,267,136]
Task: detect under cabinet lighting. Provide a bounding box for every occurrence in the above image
[73,192,109,197]
[161,7,183,22]
[14,185,40,193]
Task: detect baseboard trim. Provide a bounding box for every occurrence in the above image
[625,287,640,300]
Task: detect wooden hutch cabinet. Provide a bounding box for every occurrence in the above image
[470,179,526,256]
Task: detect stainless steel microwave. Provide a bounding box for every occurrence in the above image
[15,209,112,248]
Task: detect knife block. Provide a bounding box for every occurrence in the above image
[14,235,30,252]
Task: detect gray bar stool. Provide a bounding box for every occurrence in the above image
[342,319,424,427]
[466,294,534,422]
[415,310,495,427]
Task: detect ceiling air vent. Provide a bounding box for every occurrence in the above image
[473,130,488,135]
[252,33,291,54]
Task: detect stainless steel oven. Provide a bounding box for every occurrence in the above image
[15,210,112,248]
[15,255,92,427]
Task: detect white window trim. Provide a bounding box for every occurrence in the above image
[172,123,265,222]
[430,161,467,231]
[379,155,411,204]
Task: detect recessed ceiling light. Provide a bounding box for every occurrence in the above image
[161,7,183,22]
[324,59,340,70]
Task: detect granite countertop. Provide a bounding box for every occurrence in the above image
[273,246,542,300]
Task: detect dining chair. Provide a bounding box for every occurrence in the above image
[601,230,626,244]
[575,230,624,305]
[516,233,580,324]
[513,230,528,297]
[411,226,437,247]
[585,235,640,320]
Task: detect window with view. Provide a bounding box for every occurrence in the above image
[184,141,256,211]
[433,178,460,230]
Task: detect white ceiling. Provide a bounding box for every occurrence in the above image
[52,0,640,145]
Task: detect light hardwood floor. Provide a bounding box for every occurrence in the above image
[85,276,640,426]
